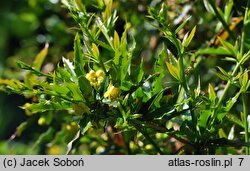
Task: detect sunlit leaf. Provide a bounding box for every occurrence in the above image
[166,62,180,81]
[33,43,49,71]
[92,43,100,60]
[208,83,216,102]
[113,31,120,49]
[183,26,196,47]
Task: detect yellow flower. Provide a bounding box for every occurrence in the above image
[104,83,120,100]
[85,69,104,90]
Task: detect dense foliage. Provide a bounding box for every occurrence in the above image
[0,0,250,155]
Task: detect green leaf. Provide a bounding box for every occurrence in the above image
[215,72,229,81]
[241,51,250,64]
[217,37,237,57]
[0,79,25,92]
[57,67,72,82]
[96,17,114,49]
[216,66,230,78]
[33,43,49,70]
[78,75,91,97]
[208,83,216,102]
[198,110,212,128]
[152,45,166,93]
[175,16,191,34]
[196,47,232,56]
[74,0,86,13]
[166,62,180,81]
[74,33,85,77]
[92,43,100,60]
[135,58,144,84]
[241,71,249,88]
[65,82,83,101]
[217,112,227,121]
[62,57,77,80]
[21,100,72,113]
[113,30,120,49]
[215,66,230,81]
[183,26,196,47]
[226,113,244,128]
[224,0,233,22]
[203,0,215,14]
[16,61,52,79]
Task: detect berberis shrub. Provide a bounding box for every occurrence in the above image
[1,0,250,154]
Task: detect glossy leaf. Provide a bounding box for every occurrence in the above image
[166,62,180,81]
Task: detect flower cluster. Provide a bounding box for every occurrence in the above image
[85,70,105,90]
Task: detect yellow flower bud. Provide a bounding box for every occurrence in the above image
[38,116,46,126]
[104,83,120,100]
[23,103,34,116]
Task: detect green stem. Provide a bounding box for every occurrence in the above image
[242,94,249,154]
[240,0,250,155]
[216,59,243,108]
[208,0,235,41]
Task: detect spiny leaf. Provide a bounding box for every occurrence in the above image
[62,57,76,79]
[16,61,52,79]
